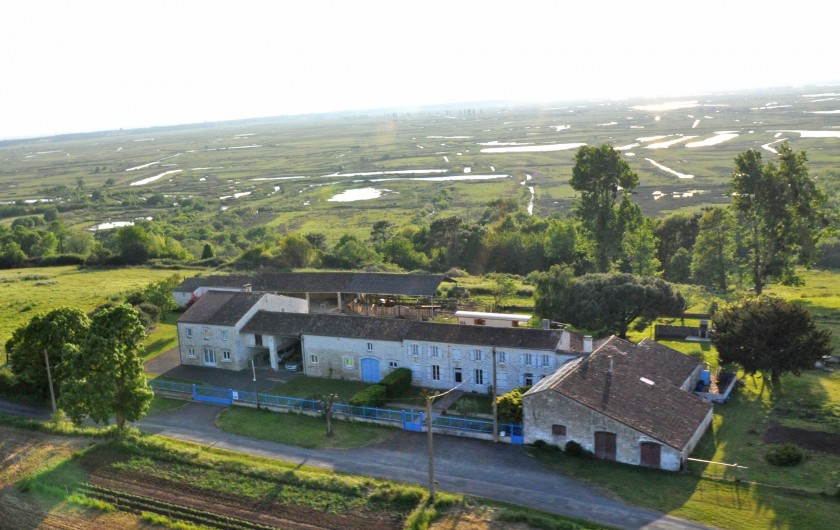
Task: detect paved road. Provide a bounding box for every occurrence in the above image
[136,401,715,530]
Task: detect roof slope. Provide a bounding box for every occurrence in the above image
[175,272,448,296]
[527,336,711,450]
[177,291,263,326]
[242,311,570,352]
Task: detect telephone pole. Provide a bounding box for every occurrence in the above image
[426,384,460,501]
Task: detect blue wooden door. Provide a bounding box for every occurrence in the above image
[361,358,381,383]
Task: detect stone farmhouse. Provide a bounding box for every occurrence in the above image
[522,336,713,471]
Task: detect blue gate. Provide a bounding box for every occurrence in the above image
[360,357,381,383]
[192,384,233,405]
[402,409,424,432]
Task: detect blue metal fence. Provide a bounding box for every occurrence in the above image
[148,379,524,443]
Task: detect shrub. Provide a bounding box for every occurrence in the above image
[380,367,412,399]
[349,385,387,407]
[765,443,805,466]
[565,440,585,457]
[496,388,524,424]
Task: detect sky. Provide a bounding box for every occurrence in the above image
[1,0,838,140]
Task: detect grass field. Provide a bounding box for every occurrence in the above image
[0,266,199,365]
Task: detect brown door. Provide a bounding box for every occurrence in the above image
[594,431,617,461]
[640,442,661,468]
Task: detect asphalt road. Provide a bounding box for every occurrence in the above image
[0,397,714,529]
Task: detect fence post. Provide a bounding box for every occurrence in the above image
[192,384,196,400]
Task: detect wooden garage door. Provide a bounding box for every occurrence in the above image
[594,431,617,461]
[640,442,661,468]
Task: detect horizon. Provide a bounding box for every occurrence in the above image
[3,0,839,141]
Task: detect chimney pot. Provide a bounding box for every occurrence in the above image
[583,335,593,354]
[541,318,550,330]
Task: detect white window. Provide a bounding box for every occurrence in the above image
[309,354,319,365]
[203,347,216,365]
[452,348,462,361]
[343,356,354,369]
[523,372,534,386]
[186,327,193,339]
[203,327,212,340]
[432,364,441,381]
[541,354,551,368]
[410,344,421,357]
[523,353,533,366]
[389,360,399,369]
[471,349,484,362]
[222,349,231,362]
[498,351,508,364]
[430,346,440,358]
[474,369,485,386]
[367,342,374,352]
[187,347,196,358]
[221,330,228,342]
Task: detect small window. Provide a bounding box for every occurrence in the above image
[309,354,319,365]
[552,424,567,436]
[432,364,441,381]
[203,327,211,340]
[222,349,231,362]
[343,356,354,369]
[474,318,486,326]
[473,349,484,362]
[221,330,228,342]
[523,353,533,366]
[186,327,193,338]
[541,354,550,368]
[367,342,374,352]
[389,360,399,369]
[498,351,507,364]
[410,344,420,356]
[512,321,520,328]
[430,346,440,358]
[474,369,485,386]
[187,347,196,358]
[523,373,534,386]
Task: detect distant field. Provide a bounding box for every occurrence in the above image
[0,266,198,364]
[2,87,839,241]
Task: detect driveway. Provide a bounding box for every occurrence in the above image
[138,401,715,530]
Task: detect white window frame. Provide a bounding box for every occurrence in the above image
[474,368,485,386]
[430,346,440,358]
[410,344,421,357]
[432,364,441,381]
[186,327,193,339]
[541,354,550,368]
[187,347,196,359]
[389,360,399,369]
[309,354,319,365]
[221,330,228,342]
[498,351,507,365]
[203,347,216,365]
[203,327,211,340]
[523,353,533,366]
[523,372,534,386]
[367,342,374,352]
[343,355,354,369]
[222,349,231,362]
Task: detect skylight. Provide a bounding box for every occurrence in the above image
[640,377,655,386]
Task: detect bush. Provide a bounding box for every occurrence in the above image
[765,443,805,466]
[496,388,524,424]
[349,385,387,407]
[380,367,412,399]
[565,440,585,457]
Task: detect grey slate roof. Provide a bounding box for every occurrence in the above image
[242,311,570,352]
[527,336,712,450]
[177,291,263,326]
[174,272,449,296]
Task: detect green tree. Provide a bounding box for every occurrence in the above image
[570,144,639,272]
[665,247,692,283]
[712,295,832,384]
[496,388,525,424]
[487,273,516,311]
[621,215,661,276]
[275,234,317,268]
[326,235,381,269]
[532,264,575,323]
[731,144,828,293]
[59,304,153,429]
[114,225,154,264]
[5,308,90,399]
[201,243,215,259]
[691,207,737,292]
[539,273,685,338]
[543,219,579,267]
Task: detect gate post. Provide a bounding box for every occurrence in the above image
[192,383,197,400]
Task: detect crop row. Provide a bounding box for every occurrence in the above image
[77,483,276,530]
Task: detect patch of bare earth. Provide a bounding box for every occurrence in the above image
[764,422,840,455]
[430,505,536,530]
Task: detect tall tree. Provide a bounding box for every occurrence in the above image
[532,264,575,323]
[5,307,90,399]
[537,273,684,338]
[713,295,832,384]
[731,144,828,293]
[621,215,661,277]
[59,304,153,429]
[570,145,639,272]
[691,207,737,292]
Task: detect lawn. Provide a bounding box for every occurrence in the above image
[145,396,187,415]
[216,406,398,449]
[141,312,180,361]
[268,376,371,403]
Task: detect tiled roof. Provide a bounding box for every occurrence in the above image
[177,291,263,326]
[241,311,571,352]
[174,272,448,296]
[527,336,712,450]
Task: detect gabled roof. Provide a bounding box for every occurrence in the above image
[177,291,263,326]
[242,311,572,352]
[174,272,449,296]
[526,336,712,450]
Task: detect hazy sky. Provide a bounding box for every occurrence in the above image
[2,0,838,139]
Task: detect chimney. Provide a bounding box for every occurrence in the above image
[583,335,593,354]
[243,283,252,293]
[541,318,550,330]
[608,355,614,375]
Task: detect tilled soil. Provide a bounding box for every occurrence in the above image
[764,422,840,455]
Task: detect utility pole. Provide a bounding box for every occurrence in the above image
[426,384,460,501]
[492,347,498,443]
[43,349,57,414]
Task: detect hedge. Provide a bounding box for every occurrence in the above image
[349,385,387,407]
[380,367,412,399]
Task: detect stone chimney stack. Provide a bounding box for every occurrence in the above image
[541,318,550,330]
[243,283,252,293]
[583,335,593,354]
[608,355,614,375]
